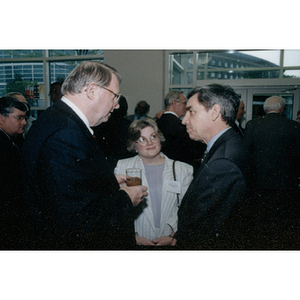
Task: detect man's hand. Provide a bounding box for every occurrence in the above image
[120,183,148,206]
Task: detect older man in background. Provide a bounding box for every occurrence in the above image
[245,96,300,249]
[157,90,205,173]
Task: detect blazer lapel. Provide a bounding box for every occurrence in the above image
[205,128,237,163]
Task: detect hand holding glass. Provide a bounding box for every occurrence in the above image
[126,168,142,186]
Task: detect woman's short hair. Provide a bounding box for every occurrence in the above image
[61,61,122,95]
[127,117,165,152]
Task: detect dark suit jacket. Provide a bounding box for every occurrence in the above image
[21,100,136,250]
[157,113,205,170]
[244,113,300,189]
[0,130,26,249]
[174,128,251,249]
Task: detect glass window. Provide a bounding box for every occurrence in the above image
[0,50,104,111]
[207,69,280,80]
[283,69,300,78]
[283,50,300,66]
[0,62,44,108]
[202,50,281,69]
[0,50,43,58]
[49,50,104,57]
[252,94,293,119]
[169,53,193,85]
[49,59,104,83]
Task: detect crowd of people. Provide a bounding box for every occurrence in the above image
[0,60,299,250]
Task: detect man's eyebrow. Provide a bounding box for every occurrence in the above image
[185,106,192,111]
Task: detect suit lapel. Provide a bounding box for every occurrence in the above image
[205,128,237,163]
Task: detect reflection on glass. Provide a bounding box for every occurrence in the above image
[252,94,293,120]
[283,50,300,66]
[49,50,104,57]
[50,59,104,83]
[0,62,44,107]
[197,50,281,69]
[207,70,280,80]
[283,70,300,78]
[169,53,193,85]
[0,50,43,58]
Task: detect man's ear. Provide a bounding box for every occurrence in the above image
[210,104,221,121]
[85,83,98,100]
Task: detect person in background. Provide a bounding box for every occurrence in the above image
[296,109,300,123]
[169,84,252,249]
[49,81,63,104]
[93,95,134,169]
[115,118,193,247]
[21,61,148,250]
[157,90,206,173]
[154,110,164,121]
[6,92,36,137]
[0,96,28,249]
[125,100,151,122]
[232,100,246,137]
[244,96,300,249]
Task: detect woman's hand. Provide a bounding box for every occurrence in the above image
[136,235,155,246]
[152,236,175,246]
[152,231,177,246]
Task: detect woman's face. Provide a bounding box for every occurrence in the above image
[135,126,161,160]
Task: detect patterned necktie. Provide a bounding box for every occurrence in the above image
[201,150,208,164]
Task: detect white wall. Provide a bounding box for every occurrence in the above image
[104,50,165,118]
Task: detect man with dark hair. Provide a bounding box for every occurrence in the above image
[0,96,28,249]
[49,81,63,104]
[22,61,148,250]
[169,84,251,249]
[125,100,150,121]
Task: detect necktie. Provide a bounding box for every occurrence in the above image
[201,150,208,164]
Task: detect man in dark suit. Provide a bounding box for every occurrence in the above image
[21,61,148,250]
[244,96,300,249]
[125,100,150,122]
[232,100,246,137]
[168,84,251,249]
[0,96,28,249]
[156,90,205,172]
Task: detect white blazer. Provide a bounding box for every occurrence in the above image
[115,153,193,241]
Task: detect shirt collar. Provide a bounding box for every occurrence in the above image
[206,127,231,152]
[163,111,179,118]
[61,96,94,135]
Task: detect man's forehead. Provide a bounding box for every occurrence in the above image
[13,108,27,115]
[187,95,200,107]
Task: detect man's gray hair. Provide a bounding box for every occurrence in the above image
[263,96,285,113]
[61,61,122,95]
[164,90,183,109]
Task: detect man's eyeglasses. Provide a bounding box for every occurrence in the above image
[102,87,121,104]
[136,133,160,147]
[10,114,28,121]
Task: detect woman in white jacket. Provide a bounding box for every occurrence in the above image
[115,118,193,246]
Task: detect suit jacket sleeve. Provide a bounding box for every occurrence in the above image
[35,127,134,244]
